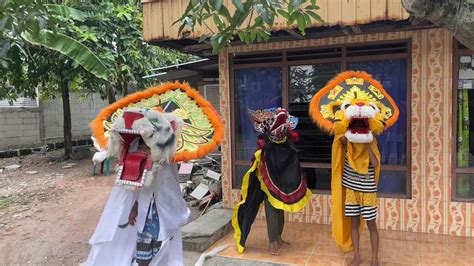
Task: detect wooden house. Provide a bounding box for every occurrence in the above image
[142,0,474,237]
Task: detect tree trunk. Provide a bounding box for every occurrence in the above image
[106,84,116,104]
[402,0,474,50]
[122,79,128,96]
[61,77,74,159]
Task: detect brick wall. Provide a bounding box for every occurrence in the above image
[0,93,108,150]
[0,88,220,151]
[0,108,42,149]
[41,94,108,142]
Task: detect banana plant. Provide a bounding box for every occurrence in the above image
[0,0,110,80]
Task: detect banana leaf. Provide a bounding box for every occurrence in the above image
[21,30,110,80]
[44,4,89,21]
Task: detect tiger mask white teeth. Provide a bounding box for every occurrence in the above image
[333,100,385,144]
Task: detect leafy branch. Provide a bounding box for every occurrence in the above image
[174,0,324,54]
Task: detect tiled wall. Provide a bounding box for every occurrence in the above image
[219,28,474,237]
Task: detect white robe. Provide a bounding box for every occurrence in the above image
[86,163,190,266]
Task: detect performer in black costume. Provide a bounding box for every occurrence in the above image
[232,107,311,255]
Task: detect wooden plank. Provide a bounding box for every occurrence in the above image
[400,0,410,19]
[315,0,328,26]
[160,0,172,39]
[142,3,151,41]
[341,0,357,25]
[143,2,164,42]
[387,0,401,20]
[370,0,386,22]
[141,0,411,42]
[356,0,371,24]
[168,0,182,39]
[326,0,342,25]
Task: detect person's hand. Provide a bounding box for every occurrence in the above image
[341,136,347,145]
[128,204,138,226]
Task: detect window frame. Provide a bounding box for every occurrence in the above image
[451,39,474,202]
[230,39,412,199]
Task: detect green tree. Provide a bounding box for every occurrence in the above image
[1,0,112,159]
[0,0,191,158]
[73,0,192,103]
[175,0,324,53]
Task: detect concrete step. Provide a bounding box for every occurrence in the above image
[181,208,233,252]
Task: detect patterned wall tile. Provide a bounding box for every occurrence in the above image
[405,198,422,232]
[382,198,402,230]
[309,194,324,224]
[426,199,445,233]
[448,202,466,236]
[218,49,232,209]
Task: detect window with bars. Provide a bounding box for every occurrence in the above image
[231,40,411,198]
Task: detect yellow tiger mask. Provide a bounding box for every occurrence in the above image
[309,71,399,143]
[329,99,386,143]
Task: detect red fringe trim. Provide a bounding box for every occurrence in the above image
[259,153,308,204]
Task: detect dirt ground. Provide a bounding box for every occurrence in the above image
[0,150,201,264]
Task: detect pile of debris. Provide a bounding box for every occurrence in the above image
[178,153,222,216]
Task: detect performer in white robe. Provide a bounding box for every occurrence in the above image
[87,81,224,265]
[135,163,190,265]
[86,108,190,266]
[86,186,138,266]
[86,163,189,266]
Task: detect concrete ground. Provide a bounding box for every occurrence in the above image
[0,151,223,265]
[184,251,202,265]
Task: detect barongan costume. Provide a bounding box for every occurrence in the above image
[309,71,399,252]
[232,108,312,253]
[87,82,223,265]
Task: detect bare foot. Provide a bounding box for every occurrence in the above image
[277,237,291,248]
[349,256,361,266]
[269,242,280,256]
[370,259,379,266]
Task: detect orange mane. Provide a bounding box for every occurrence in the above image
[90,81,224,162]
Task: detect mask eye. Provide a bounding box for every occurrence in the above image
[369,103,379,111]
[150,119,164,131]
[341,103,350,110]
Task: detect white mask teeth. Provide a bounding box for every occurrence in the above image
[112,128,140,135]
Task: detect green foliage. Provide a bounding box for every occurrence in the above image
[44,4,89,21]
[0,0,192,158]
[22,30,110,80]
[71,0,193,97]
[0,0,110,85]
[0,0,192,102]
[175,0,324,53]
